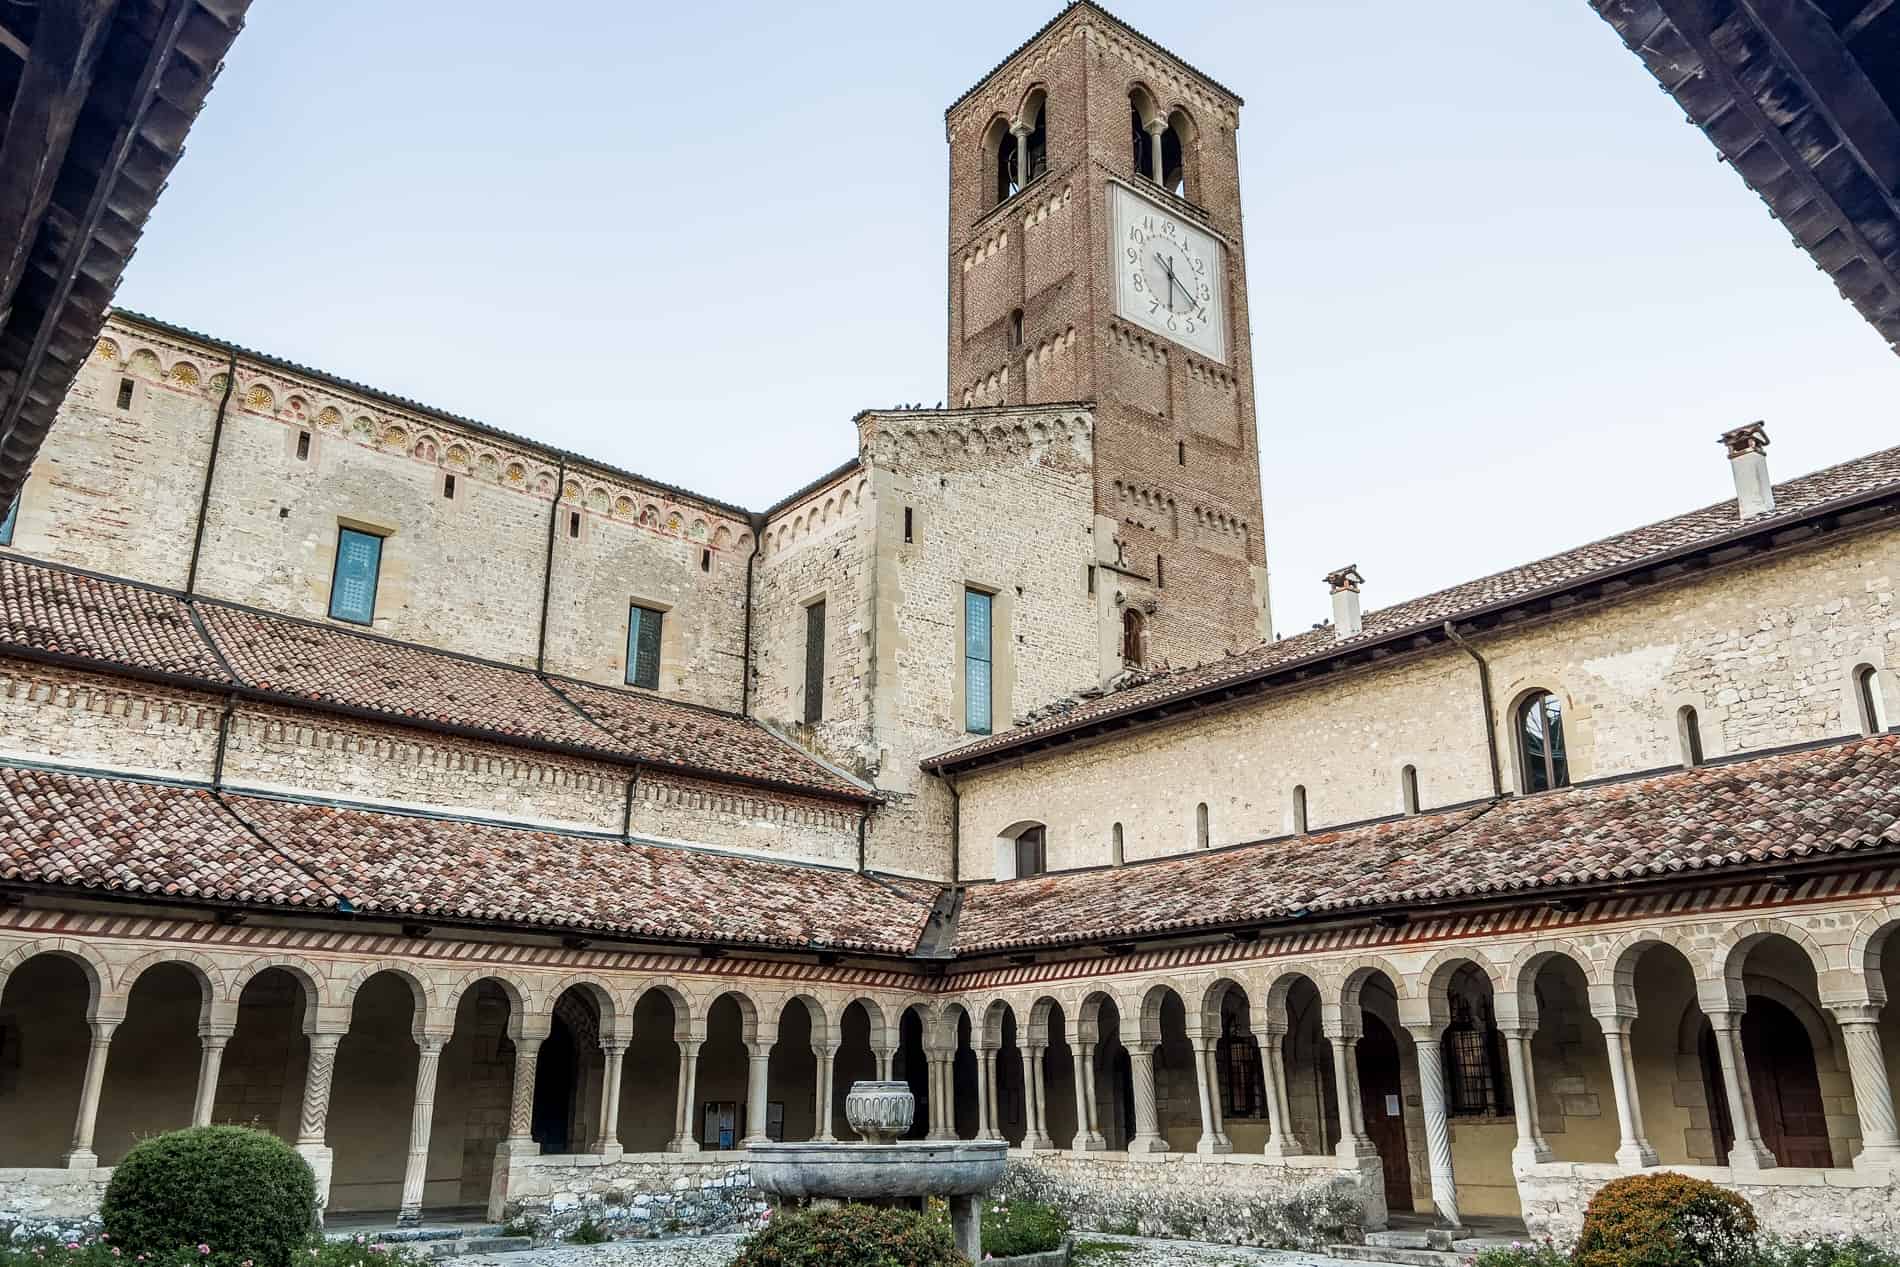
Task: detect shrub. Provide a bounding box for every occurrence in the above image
[1750,1237,1900,1267]
[730,1204,962,1267]
[1475,1241,1574,1267]
[1574,1173,1757,1267]
[101,1127,317,1267]
[982,1198,1069,1257]
[565,1217,609,1246]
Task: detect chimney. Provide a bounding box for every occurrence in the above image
[1721,421,1775,520]
[1325,565,1365,638]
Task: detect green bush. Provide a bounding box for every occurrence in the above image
[1475,1242,1574,1267]
[982,1197,1069,1257]
[730,1204,962,1267]
[0,1234,423,1267]
[101,1127,317,1267]
[1574,1173,1757,1267]
[1750,1237,1900,1267]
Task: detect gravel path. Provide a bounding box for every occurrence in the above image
[455,1232,1350,1267]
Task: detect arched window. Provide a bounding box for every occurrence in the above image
[985,116,1016,207]
[1129,87,1187,195]
[1014,825,1047,878]
[1517,691,1570,793]
[1008,308,1024,349]
[1401,765,1420,815]
[1855,664,1885,735]
[1111,821,1125,866]
[1678,705,1705,767]
[1290,785,1308,834]
[1195,801,1210,849]
[1121,607,1145,666]
[1442,966,1512,1118]
[1020,90,1048,186]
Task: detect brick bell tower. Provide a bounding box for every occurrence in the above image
[945,2,1271,671]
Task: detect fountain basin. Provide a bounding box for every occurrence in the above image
[746,1140,1006,1200]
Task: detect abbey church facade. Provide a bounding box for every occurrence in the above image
[2,1,1899,1247]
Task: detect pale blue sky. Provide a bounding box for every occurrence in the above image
[117,0,1900,638]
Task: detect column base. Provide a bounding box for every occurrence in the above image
[397,1207,422,1227]
[1025,1135,1056,1151]
[1260,1138,1295,1161]
[598,1144,624,1163]
[741,1136,771,1149]
[1335,1137,1382,1165]
[1726,1142,1778,1171]
[1854,1144,1900,1174]
[1128,1135,1170,1154]
[62,1149,98,1170]
[1070,1139,1110,1155]
[1196,1138,1233,1155]
[666,1138,701,1154]
[294,1144,335,1221]
[1615,1142,1659,1168]
[1511,1142,1555,1169]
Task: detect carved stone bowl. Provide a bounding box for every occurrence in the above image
[844,1079,914,1145]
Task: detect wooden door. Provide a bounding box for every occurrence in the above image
[1742,997,1832,1167]
[1357,1016,1413,1210]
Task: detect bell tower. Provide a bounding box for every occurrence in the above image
[944,2,1271,671]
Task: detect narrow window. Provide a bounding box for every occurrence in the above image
[700,547,711,573]
[803,600,827,725]
[296,431,311,461]
[1291,785,1308,834]
[1196,801,1210,849]
[1401,765,1420,815]
[1008,309,1024,350]
[1155,554,1164,587]
[1856,665,1884,735]
[1177,440,1186,466]
[626,604,663,690]
[1015,826,1046,879]
[1679,706,1704,767]
[0,496,17,547]
[1131,103,1152,180]
[1121,607,1145,666]
[1086,565,1096,596]
[1023,96,1048,183]
[442,473,455,499]
[964,588,993,734]
[1111,822,1124,866]
[903,506,914,544]
[116,378,134,410]
[1518,692,1570,792]
[327,527,384,625]
[568,510,581,539]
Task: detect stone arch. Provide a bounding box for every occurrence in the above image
[227,955,329,1019]
[1712,919,1831,1005]
[781,992,832,1048]
[841,996,892,1053]
[628,979,696,1039]
[706,987,762,1045]
[1501,941,1595,1023]
[1335,957,1410,1013]
[0,939,108,1014]
[441,967,532,1025]
[1198,975,1252,1038]
[1601,930,1691,1011]
[1128,81,1162,128]
[1262,967,1324,1018]
[981,998,1015,1049]
[340,961,433,1022]
[114,947,224,1018]
[1846,900,1900,1003]
[541,973,620,1040]
[1410,948,1505,1028]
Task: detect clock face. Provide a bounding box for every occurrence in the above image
[1110,183,1228,362]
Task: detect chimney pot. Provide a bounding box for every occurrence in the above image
[1324,565,1364,638]
[1720,422,1775,519]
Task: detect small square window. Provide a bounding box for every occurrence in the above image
[328,527,384,625]
[116,378,134,410]
[627,604,663,690]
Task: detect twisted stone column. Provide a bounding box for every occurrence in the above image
[398,1036,446,1224]
[1594,1013,1658,1168]
[742,1048,772,1145]
[1830,1005,1900,1168]
[1189,1037,1230,1154]
[669,1039,701,1152]
[1406,1030,1462,1229]
[506,1036,543,1146]
[1128,1047,1168,1153]
[1501,1028,1552,1165]
[1072,1043,1105,1151]
[192,1027,232,1127]
[813,1045,837,1142]
[298,1032,342,1146]
[1260,1025,1297,1158]
[1705,1009,1776,1169]
[1024,1044,1054,1149]
[64,1019,118,1168]
[597,1043,627,1159]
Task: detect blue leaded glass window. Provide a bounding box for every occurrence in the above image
[627,604,663,690]
[328,527,384,625]
[0,497,16,547]
[964,588,993,735]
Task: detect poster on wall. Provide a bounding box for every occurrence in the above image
[767,1101,785,1142]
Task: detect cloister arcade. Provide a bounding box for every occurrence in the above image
[2,903,1897,1225]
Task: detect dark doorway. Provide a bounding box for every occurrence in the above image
[1742,998,1832,1167]
[1357,1016,1412,1210]
[1699,1020,1734,1162]
[896,1008,929,1140]
[532,1015,577,1153]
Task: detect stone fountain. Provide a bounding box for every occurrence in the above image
[747,1080,1007,1260]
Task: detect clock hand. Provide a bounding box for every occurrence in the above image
[1153,252,1184,310]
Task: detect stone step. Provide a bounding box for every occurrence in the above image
[452,1237,534,1257]
[1366,1229,1456,1251]
[1325,1244,1463,1267]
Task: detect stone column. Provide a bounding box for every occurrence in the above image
[977,1048,999,1140]
[1593,1012,1659,1168]
[296,1030,344,1217]
[1189,1036,1230,1154]
[1501,1027,1553,1165]
[1128,1046,1168,1154]
[1323,1019,1378,1162]
[1406,1028,1463,1229]
[742,1046,772,1145]
[192,1025,233,1128]
[1023,1044,1054,1149]
[1829,1004,1900,1169]
[1705,1009,1776,1170]
[505,1035,543,1148]
[875,1045,894,1081]
[812,1044,837,1143]
[64,1019,119,1168]
[597,1041,627,1160]
[1072,1043,1104,1151]
[1145,117,1168,184]
[1260,1024,1297,1158]
[398,1035,447,1224]
[925,1050,953,1140]
[669,1039,701,1152]
[1011,123,1031,196]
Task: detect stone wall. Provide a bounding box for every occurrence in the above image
[1517,1162,1900,1248]
[494,1154,766,1239]
[0,1169,110,1242]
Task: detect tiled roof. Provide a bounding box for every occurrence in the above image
[0,556,235,683]
[928,443,1900,770]
[0,763,932,954]
[0,765,326,907]
[951,733,1900,954]
[0,557,868,802]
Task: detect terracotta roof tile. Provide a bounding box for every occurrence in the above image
[930,444,1900,769]
[0,766,325,906]
[0,556,233,683]
[951,734,1900,953]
